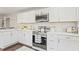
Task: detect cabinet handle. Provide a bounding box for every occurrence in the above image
[66,37,70,39]
[49,40,54,42]
[50,47,54,49]
[10,32,12,36]
[58,40,60,43]
[24,33,25,36]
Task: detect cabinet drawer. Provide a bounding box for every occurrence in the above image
[47,44,58,50]
[47,39,58,50]
[58,35,76,40]
[64,36,78,40]
[47,35,58,41]
[70,36,79,40]
[47,46,54,50]
[47,41,55,45]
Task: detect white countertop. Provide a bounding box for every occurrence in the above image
[0,29,79,37]
[0,29,33,32]
[0,29,20,32]
[48,31,79,37]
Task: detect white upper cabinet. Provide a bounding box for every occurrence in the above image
[35,8,49,15]
[59,7,76,21]
[17,11,35,23]
[49,7,77,22]
[17,7,78,23]
[4,14,17,28]
[17,8,49,23]
[49,8,60,22]
[76,8,79,21]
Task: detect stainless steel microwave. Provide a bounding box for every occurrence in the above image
[35,14,49,22]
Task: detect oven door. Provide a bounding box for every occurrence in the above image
[35,35,42,43]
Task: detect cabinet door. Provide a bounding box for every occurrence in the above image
[24,31,32,46]
[19,31,32,46]
[11,31,19,41]
[0,32,11,48]
[47,39,58,51]
[1,32,11,41]
[49,7,76,22]
[59,7,76,21]
[24,11,35,23]
[4,14,17,28]
[47,34,58,50]
[17,31,25,42]
[76,8,79,21]
[35,8,49,15]
[49,8,60,22]
[17,11,35,23]
[58,36,79,51]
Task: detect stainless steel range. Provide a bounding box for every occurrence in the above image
[32,26,50,50]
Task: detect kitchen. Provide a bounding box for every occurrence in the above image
[0,7,79,51]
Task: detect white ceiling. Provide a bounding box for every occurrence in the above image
[0,7,46,15]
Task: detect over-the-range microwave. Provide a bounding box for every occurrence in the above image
[35,14,49,22]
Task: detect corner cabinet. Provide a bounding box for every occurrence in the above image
[17,11,35,23]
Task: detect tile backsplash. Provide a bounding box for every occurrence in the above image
[18,23,32,30]
[33,22,77,33]
[50,22,77,32]
[17,22,78,33]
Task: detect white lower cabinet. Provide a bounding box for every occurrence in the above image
[0,31,11,48]
[10,30,32,47]
[18,31,32,46]
[0,30,32,49]
[47,39,58,50]
[11,31,18,41]
[47,33,79,51]
[58,39,79,51]
[24,31,32,46]
[47,35,58,50]
[58,36,79,51]
[11,30,24,42]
